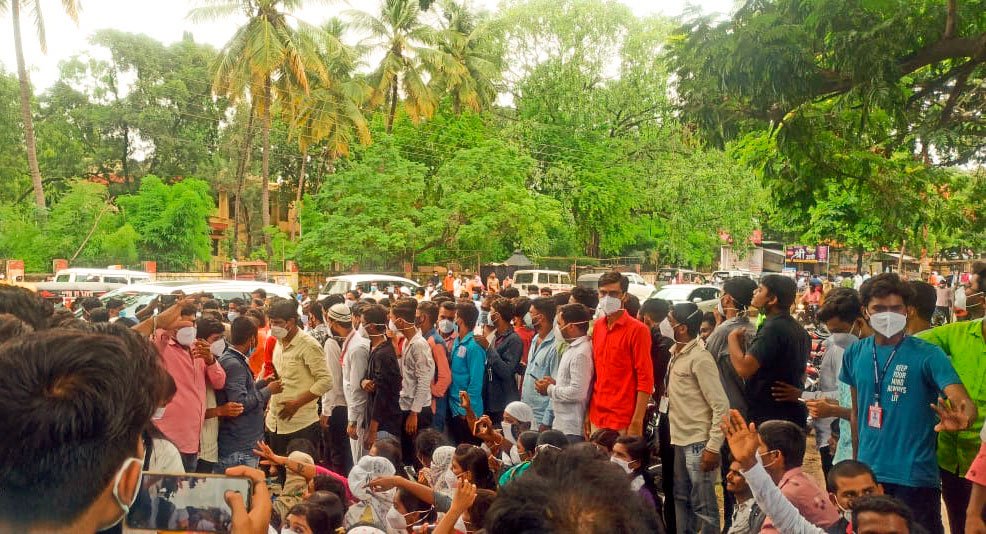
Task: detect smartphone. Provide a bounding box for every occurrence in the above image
[404,465,418,480]
[125,472,251,533]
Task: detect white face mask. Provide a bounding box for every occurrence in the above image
[836,500,852,523]
[176,326,197,347]
[868,311,907,338]
[502,421,516,444]
[659,318,675,339]
[611,456,632,474]
[152,406,166,420]
[227,311,240,321]
[438,319,455,335]
[100,454,144,530]
[270,325,289,339]
[357,324,367,338]
[598,295,622,316]
[385,507,408,531]
[210,338,226,357]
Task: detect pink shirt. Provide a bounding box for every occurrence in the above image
[966,442,986,487]
[314,465,355,503]
[760,467,840,533]
[153,329,226,454]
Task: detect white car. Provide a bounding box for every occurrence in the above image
[317,274,420,300]
[95,280,296,319]
[576,272,656,302]
[648,284,722,305]
[512,269,574,294]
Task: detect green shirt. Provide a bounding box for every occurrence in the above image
[918,319,986,475]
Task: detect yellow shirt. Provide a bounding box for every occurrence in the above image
[265,329,332,435]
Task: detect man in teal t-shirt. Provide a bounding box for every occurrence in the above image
[840,273,975,534]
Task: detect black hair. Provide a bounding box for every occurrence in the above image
[308,300,325,323]
[321,294,345,308]
[396,486,438,525]
[287,503,334,534]
[491,298,516,322]
[722,277,757,309]
[598,271,629,293]
[306,491,345,529]
[268,298,300,322]
[439,300,457,313]
[589,428,620,453]
[455,302,479,330]
[860,273,914,308]
[0,313,33,344]
[553,292,571,307]
[392,297,418,323]
[540,287,553,296]
[230,316,259,345]
[105,298,125,311]
[469,489,497,532]
[195,317,225,340]
[818,287,863,324]
[530,298,557,324]
[310,477,346,510]
[908,281,936,323]
[202,299,221,310]
[570,285,599,310]
[973,262,986,293]
[0,330,158,528]
[528,284,539,293]
[670,302,703,337]
[851,495,913,531]
[455,444,496,490]
[615,435,660,505]
[558,304,592,334]
[417,300,439,324]
[415,428,450,465]
[484,446,663,534]
[639,298,671,323]
[0,285,53,330]
[517,431,540,458]
[378,297,392,309]
[287,438,319,463]
[760,274,798,310]
[513,297,533,319]
[362,304,389,332]
[500,287,520,299]
[244,307,267,326]
[77,296,103,312]
[624,294,641,319]
[701,312,716,327]
[229,297,246,307]
[827,460,878,493]
[88,307,110,323]
[374,437,403,474]
[758,420,807,469]
[252,288,268,299]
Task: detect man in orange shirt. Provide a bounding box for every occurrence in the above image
[587,272,654,436]
[443,271,455,293]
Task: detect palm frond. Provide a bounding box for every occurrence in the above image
[61,0,79,23]
[29,0,47,53]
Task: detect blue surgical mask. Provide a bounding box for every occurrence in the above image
[473,293,481,301]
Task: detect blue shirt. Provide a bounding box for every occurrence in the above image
[521,330,559,425]
[839,335,962,487]
[449,332,486,417]
[216,346,272,456]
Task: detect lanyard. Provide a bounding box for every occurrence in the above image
[871,336,906,406]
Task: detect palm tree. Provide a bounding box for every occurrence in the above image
[2,0,80,209]
[190,0,326,256]
[348,0,446,133]
[285,19,372,239]
[430,1,500,114]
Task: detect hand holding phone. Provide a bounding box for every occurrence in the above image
[127,472,259,533]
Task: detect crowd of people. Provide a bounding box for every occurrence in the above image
[0,263,985,534]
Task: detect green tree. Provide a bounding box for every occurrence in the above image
[429,1,502,114]
[1,0,80,209]
[116,176,213,270]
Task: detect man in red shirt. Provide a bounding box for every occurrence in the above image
[588,271,654,436]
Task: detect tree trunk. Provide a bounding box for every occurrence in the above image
[291,148,307,241]
[122,122,130,187]
[898,239,907,274]
[232,101,256,259]
[856,246,864,274]
[12,0,46,210]
[261,76,273,257]
[386,82,398,134]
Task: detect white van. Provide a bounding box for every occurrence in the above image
[512,270,573,294]
[317,274,421,300]
[51,268,152,285]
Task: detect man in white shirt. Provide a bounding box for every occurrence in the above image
[392,298,436,466]
[343,303,372,463]
[535,303,593,442]
[323,303,354,475]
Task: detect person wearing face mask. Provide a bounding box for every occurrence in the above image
[265,298,334,461]
[0,330,159,533]
[194,317,242,474]
[484,298,523,426]
[417,301,451,434]
[321,303,354,475]
[512,297,536,371]
[612,436,662,515]
[535,303,593,443]
[521,298,560,430]
[437,300,459,351]
[840,273,975,534]
[448,302,486,445]
[217,316,283,471]
[662,302,729,533]
[588,271,654,437]
[361,304,403,452]
[916,262,986,534]
[391,298,436,468]
[344,303,374,464]
[133,297,227,473]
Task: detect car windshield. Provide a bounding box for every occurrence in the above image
[323,280,352,294]
[514,273,533,284]
[578,278,599,289]
[654,286,694,302]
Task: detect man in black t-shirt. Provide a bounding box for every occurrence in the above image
[727,274,809,427]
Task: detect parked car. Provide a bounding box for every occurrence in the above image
[34,268,153,308]
[577,272,656,302]
[710,270,758,286]
[317,274,420,300]
[92,280,295,319]
[656,268,704,287]
[648,284,721,305]
[512,269,574,294]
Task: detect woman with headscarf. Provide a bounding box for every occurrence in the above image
[346,455,397,530]
[471,401,534,470]
[427,446,457,497]
[274,451,316,523]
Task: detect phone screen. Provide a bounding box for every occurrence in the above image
[126,473,251,533]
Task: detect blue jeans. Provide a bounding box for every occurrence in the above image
[433,395,448,432]
[673,442,720,534]
[216,450,260,472]
[180,452,199,473]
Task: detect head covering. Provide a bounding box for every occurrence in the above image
[399,286,412,296]
[328,303,352,323]
[723,277,757,308]
[274,451,313,521]
[429,446,458,497]
[345,456,396,530]
[504,401,535,423]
